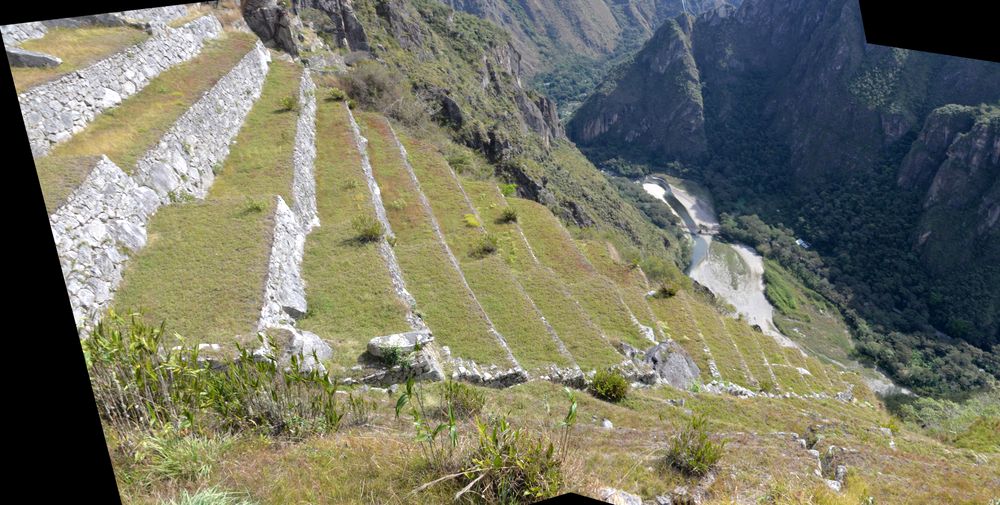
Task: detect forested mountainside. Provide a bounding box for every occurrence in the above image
[441,0,739,116]
[568,0,1000,395]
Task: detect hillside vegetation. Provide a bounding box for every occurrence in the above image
[20,2,999,504]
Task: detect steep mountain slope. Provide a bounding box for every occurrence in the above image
[18,4,1000,504]
[568,0,1000,393]
[444,0,736,114]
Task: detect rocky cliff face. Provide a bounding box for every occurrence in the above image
[901,105,999,263]
[567,13,706,163]
[446,0,732,77]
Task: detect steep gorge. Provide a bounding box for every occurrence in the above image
[568,0,999,392]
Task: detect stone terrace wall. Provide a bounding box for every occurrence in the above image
[255,74,332,371]
[3,4,189,42]
[134,41,271,203]
[50,40,272,333]
[49,156,160,328]
[258,197,309,330]
[118,5,190,26]
[291,70,319,231]
[1,21,46,45]
[19,15,222,157]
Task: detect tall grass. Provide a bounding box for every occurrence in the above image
[664,414,727,476]
[84,310,345,439]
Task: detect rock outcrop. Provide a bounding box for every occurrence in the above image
[568,14,706,164]
[6,46,61,67]
[297,0,370,51]
[242,0,302,55]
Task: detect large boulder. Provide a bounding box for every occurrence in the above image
[242,0,300,55]
[643,340,701,389]
[367,330,433,358]
[6,46,61,68]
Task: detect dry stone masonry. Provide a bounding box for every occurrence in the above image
[6,5,190,34]
[291,70,319,231]
[50,38,272,334]
[134,40,271,203]
[255,70,333,371]
[19,15,223,157]
[344,104,426,332]
[0,21,47,45]
[49,156,160,328]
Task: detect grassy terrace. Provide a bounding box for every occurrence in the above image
[115,377,997,505]
[578,239,663,338]
[399,132,571,372]
[647,292,714,383]
[724,318,778,390]
[358,112,510,367]
[509,197,646,352]
[688,300,755,388]
[35,31,258,214]
[113,57,300,348]
[462,178,623,371]
[298,101,412,371]
[12,25,149,92]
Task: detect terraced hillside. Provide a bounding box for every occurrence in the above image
[15,4,998,504]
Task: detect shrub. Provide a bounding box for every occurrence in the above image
[757,378,777,394]
[242,197,266,214]
[380,346,411,368]
[340,60,430,127]
[590,368,629,403]
[653,282,679,299]
[279,95,298,112]
[352,215,384,242]
[500,183,517,197]
[347,391,378,426]
[459,417,563,504]
[325,86,347,102]
[665,414,727,476]
[472,233,499,258]
[136,432,232,482]
[463,213,481,227]
[437,380,486,419]
[498,207,518,223]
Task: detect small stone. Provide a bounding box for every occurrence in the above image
[601,418,613,429]
[598,487,643,505]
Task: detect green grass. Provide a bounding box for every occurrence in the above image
[725,318,777,391]
[35,32,258,213]
[510,197,644,351]
[112,57,302,349]
[462,178,621,371]
[113,199,275,347]
[647,291,714,383]
[298,101,412,371]
[578,239,662,339]
[358,112,509,366]
[208,59,302,205]
[688,301,754,388]
[12,25,149,92]
[399,132,570,372]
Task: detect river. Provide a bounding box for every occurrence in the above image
[642,175,798,348]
